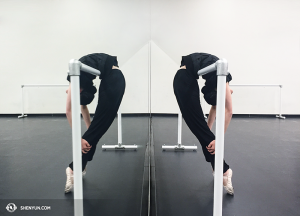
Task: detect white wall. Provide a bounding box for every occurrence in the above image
[1,0,299,115]
[150,0,300,114]
[0,0,150,114]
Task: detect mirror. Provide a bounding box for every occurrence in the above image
[0,0,150,215]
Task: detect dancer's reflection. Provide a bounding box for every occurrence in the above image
[173,52,234,195]
[65,53,125,193]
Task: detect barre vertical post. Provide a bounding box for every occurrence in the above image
[276,85,285,119]
[197,59,228,216]
[102,110,137,150]
[17,84,70,118]
[178,112,182,148]
[228,84,285,119]
[21,86,25,117]
[18,85,27,118]
[118,111,122,147]
[162,110,197,150]
[69,59,83,216]
[214,60,228,216]
[279,85,282,117]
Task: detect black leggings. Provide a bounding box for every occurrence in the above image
[69,69,125,171]
[173,69,229,173]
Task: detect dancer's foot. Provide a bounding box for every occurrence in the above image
[82,166,87,177]
[64,167,73,193]
[223,169,234,195]
[212,169,234,195]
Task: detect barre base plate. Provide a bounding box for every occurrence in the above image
[162,144,197,151]
[102,144,137,150]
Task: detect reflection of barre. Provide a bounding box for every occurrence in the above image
[102,111,137,150]
[69,59,100,216]
[230,84,285,119]
[162,112,197,150]
[18,84,69,118]
[162,59,228,216]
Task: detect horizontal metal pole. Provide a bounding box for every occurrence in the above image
[197,62,217,76]
[197,59,228,77]
[21,84,69,88]
[228,83,285,119]
[69,59,101,77]
[80,62,101,76]
[230,84,282,87]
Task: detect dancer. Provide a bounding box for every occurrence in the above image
[65,57,98,178]
[65,53,126,193]
[173,52,233,195]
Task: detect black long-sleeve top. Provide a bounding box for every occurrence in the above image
[180,52,232,91]
[67,53,118,93]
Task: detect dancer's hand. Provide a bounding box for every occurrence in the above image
[207,140,215,155]
[82,139,92,154]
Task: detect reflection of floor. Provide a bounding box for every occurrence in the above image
[152,116,300,216]
[0,115,149,216]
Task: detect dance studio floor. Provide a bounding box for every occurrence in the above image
[0,115,299,216]
[151,115,300,216]
[0,115,149,216]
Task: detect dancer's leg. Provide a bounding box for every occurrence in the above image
[68,69,125,171]
[173,69,229,173]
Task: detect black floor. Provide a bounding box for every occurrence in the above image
[1,115,299,216]
[0,115,149,216]
[151,116,300,216]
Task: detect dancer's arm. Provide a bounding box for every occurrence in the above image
[66,85,72,127]
[81,105,91,129]
[206,83,233,133]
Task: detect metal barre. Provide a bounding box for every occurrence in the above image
[18,84,69,118]
[21,84,69,88]
[101,110,137,149]
[197,59,228,77]
[69,59,101,76]
[163,59,229,216]
[68,59,101,216]
[162,111,197,151]
[230,84,282,87]
[207,59,228,216]
[229,84,285,119]
[197,62,217,76]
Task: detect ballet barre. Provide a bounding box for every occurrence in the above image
[229,84,285,119]
[69,59,93,216]
[17,84,69,118]
[162,111,197,150]
[69,59,137,216]
[199,59,228,216]
[102,111,137,150]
